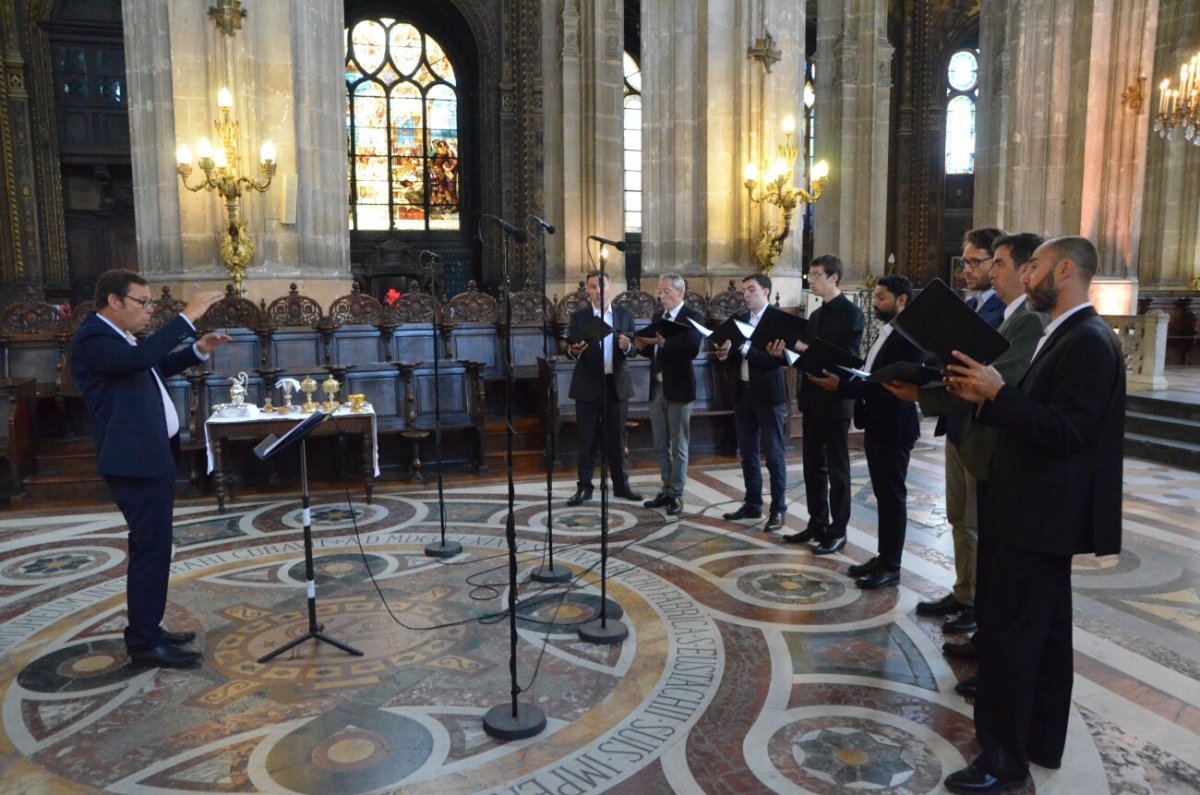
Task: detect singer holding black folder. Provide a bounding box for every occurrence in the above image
[714,273,792,532]
[781,255,864,552]
[811,275,924,589]
[564,270,642,506]
[634,273,703,516]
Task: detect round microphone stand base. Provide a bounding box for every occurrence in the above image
[530,563,572,583]
[424,539,462,559]
[482,702,547,741]
[578,617,629,645]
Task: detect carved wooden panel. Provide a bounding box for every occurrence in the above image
[391,287,439,324]
[0,290,65,335]
[145,286,185,335]
[505,279,550,324]
[329,283,385,326]
[556,282,589,322]
[613,289,657,319]
[198,286,262,331]
[707,280,747,322]
[446,280,498,324]
[266,283,324,328]
[684,290,708,318]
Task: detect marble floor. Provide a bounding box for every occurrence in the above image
[0,425,1197,794]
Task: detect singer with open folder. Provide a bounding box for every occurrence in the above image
[713,273,795,532]
[564,269,642,506]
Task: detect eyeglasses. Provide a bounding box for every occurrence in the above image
[122,294,154,310]
[962,256,993,270]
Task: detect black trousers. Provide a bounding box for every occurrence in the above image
[801,413,851,541]
[974,544,1074,780]
[862,430,913,570]
[733,386,788,514]
[973,478,993,642]
[575,376,629,490]
[106,469,177,652]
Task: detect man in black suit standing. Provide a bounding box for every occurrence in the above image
[635,273,703,516]
[811,275,924,588]
[782,255,864,552]
[565,269,642,506]
[714,273,792,531]
[71,270,230,668]
[943,236,1125,793]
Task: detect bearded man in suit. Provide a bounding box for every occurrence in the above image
[942,236,1125,793]
[71,269,230,668]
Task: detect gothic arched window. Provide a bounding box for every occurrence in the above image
[944,49,978,175]
[623,52,642,235]
[345,18,460,231]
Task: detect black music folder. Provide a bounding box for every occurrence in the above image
[891,278,1010,365]
[254,410,330,461]
[794,338,865,377]
[842,360,945,386]
[635,317,692,339]
[566,314,613,345]
[773,311,808,348]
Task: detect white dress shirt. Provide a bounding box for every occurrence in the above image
[1031,300,1092,361]
[1002,292,1027,322]
[595,306,616,374]
[863,323,893,373]
[740,307,764,382]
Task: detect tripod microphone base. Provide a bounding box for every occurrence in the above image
[425,539,462,559]
[482,702,547,740]
[257,628,364,664]
[530,563,572,583]
[578,617,629,645]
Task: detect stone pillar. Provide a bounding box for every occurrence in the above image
[547,0,624,292]
[124,0,347,298]
[974,0,1014,226]
[812,0,891,283]
[1139,0,1200,288]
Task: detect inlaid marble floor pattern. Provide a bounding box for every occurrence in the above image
[0,432,1197,794]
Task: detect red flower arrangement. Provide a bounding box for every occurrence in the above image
[384,288,401,306]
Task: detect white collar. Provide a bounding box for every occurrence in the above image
[1002,293,1027,321]
[97,312,136,344]
[1040,300,1092,341]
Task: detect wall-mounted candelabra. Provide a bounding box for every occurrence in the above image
[1154,50,1199,145]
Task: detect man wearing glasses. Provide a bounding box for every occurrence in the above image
[72,270,230,668]
[914,228,1007,637]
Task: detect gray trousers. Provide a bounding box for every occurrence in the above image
[648,386,693,498]
[945,440,979,606]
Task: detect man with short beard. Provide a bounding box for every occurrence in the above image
[942,237,1124,793]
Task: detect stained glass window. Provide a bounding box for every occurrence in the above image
[346,18,459,231]
[944,49,978,175]
[623,52,642,235]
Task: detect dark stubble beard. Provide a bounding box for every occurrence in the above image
[875,308,896,323]
[1027,275,1057,313]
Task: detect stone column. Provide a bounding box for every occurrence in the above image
[546,0,624,293]
[812,0,892,284]
[0,2,46,286]
[1139,0,1200,288]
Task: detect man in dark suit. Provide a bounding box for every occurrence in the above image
[714,273,792,531]
[565,269,642,505]
[914,227,1008,633]
[782,255,864,552]
[943,236,1125,793]
[71,269,229,668]
[888,233,1048,695]
[811,275,924,589]
[634,273,703,516]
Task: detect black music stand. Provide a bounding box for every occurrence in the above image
[254,410,363,663]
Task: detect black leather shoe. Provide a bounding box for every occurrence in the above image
[161,629,197,646]
[722,505,763,521]
[812,535,847,555]
[856,568,900,589]
[847,557,879,577]
[613,487,643,501]
[955,674,978,698]
[944,608,977,634]
[944,763,1025,793]
[644,492,671,509]
[764,512,784,531]
[943,639,978,660]
[666,498,683,516]
[566,488,593,507]
[916,593,965,616]
[128,644,202,669]
[782,526,822,544]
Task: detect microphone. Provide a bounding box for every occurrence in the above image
[527,215,556,235]
[482,213,528,243]
[419,249,443,264]
[587,234,626,252]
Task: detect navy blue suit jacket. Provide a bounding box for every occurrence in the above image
[71,313,201,478]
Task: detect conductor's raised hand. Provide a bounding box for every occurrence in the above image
[181,290,225,324]
[944,350,1004,404]
[196,332,233,355]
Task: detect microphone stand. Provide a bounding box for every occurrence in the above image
[422,251,461,559]
[529,219,569,584]
[482,219,547,740]
[578,243,629,645]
